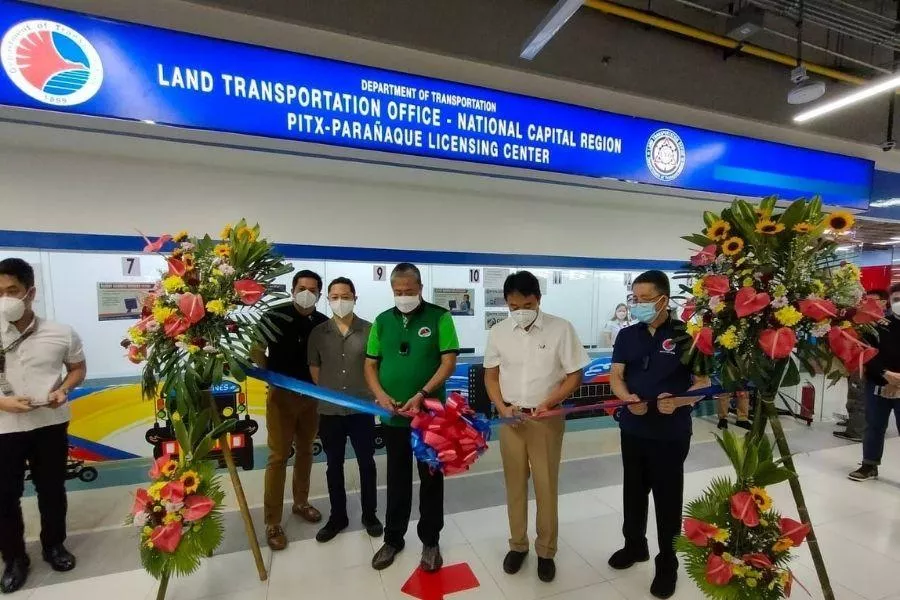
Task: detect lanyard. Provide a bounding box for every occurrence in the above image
[0,318,37,375]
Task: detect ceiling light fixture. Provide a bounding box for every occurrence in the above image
[870,197,900,208]
[520,0,583,61]
[794,71,900,123]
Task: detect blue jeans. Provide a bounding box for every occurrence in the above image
[862,382,900,466]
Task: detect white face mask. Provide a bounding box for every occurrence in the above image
[892,301,900,318]
[0,296,26,322]
[294,289,318,309]
[395,296,421,314]
[510,309,538,328]
[329,299,355,318]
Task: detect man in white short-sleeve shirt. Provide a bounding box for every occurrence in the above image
[0,259,86,594]
[483,271,589,584]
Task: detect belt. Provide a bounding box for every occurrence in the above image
[504,403,536,414]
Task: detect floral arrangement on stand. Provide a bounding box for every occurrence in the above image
[123,221,291,598]
[676,196,881,600]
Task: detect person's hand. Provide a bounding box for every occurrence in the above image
[534,400,557,416]
[375,394,397,413]
[627,396,648,416]
[498,404,524,423]
[0,396,35,413]
[47,389,68,409]
[398,393,424,415]
[657,392,676,415]
[884,371,900,386]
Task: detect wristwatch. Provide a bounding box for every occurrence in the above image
[419,389,430,398]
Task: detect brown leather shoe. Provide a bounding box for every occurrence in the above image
[292,503,322,523]
[266,525,288,551]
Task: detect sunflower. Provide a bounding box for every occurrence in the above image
[755,219,785,235]
[792,222,814,234]
[825,210,855,233]
[180,470,201,494]
[722,236,745,256]
[772,537,794,553]
[220,224,233,239]
[183,254,195,271]
[161,459,179,478]
[749,486,773,511]
[172,230,190,243]
[705,219,731,241]
[235,226,258,243]
[214,244,231,258]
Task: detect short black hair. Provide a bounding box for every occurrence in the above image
[391,263,422,284]
[890,283,900,296]
[633,270,671,297]
[867,288,890,301]
[292,269,322,293]
[504,271,542,300]
[327,277,356,295]
[0,258,34,289]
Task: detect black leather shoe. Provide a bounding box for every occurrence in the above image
[315,519,349,543]
[372,543,403,570]
[362,515,384,538]
[735,420,753,430]
[42,545,75,572]
[608,545,650,570]
[537,557,556,582]
[502,550,528,574]
[650,555,678,599]
[420,545,443,573]
[1,556,30,594]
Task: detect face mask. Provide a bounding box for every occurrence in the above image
[294,289,318,309]
[0,296,25,322]
[631,300,663,324]
[330,299,355,318]
[395,296,421,314]
[510,309,538,328]
[892,301,900,318]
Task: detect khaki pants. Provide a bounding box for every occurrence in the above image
[499,415,565,559]
[717,391,750,421]
[263,388,319,526]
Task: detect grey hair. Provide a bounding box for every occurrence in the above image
[391,262,422,285]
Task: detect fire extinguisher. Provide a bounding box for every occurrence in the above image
[800,382,815,425]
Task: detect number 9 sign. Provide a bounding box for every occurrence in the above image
[373,265,386,281]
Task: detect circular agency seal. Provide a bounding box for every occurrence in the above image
[645,128,686,182]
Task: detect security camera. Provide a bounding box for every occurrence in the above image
[882,140,896,152]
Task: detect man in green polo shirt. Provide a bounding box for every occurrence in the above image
[365,263,460,573]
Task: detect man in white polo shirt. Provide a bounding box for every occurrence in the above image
[0,259,86,594]
[483,271,589,583]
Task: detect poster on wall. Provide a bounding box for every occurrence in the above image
[97,283,154,321]
[484,288,506,308]
[433,288,475,316]
[484,268,509,289]
[485,311,508,330]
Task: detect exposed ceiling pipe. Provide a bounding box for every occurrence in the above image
[583,0,868,85]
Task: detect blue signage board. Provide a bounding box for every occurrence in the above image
[0,0,873,208]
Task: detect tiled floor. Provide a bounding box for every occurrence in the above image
[8,418,900,600]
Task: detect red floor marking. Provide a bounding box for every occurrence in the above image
[401,562,480,600]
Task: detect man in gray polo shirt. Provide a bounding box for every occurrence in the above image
[308,277,383,543]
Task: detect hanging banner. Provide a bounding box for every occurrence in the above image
[0,0,873,208]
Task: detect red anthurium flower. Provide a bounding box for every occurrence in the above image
[779,518,811,547]
[693,327,715,356]
[785,570,794,597]
[149,454,173,479]
[798,298,838,322]
[167,257,186,277]
[684,518,719,547]
[131,488,151,516]
[234,280,265,305]
[703,275,731,297]
[730,491,760,527]
[160,480,185,504]
[142,233,172,254]
[183,495,215,521]
[758,327,797,360]
[127,344,146,365]
[163,316,191,338]
[681,299,696,322]
[853,296,886,324]
[828,327,878,373]
[150,522,183,553]
[691,244,718,267]
[734,287,771,318]
[178,293,206,325]
[743,553,774,569]
[706,554,733,586]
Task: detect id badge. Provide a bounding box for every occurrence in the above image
[0,374,14,397]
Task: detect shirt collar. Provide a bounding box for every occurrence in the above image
[328,316,362,334]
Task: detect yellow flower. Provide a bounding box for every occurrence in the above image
[148,481,166,501]
[128,327,146,345]
[840,320,852,329]
[206,299,226,316]
[691,279,706,298]
[162,276,185,293]
[793,222,814,234]
[747,578,758,588]
[686,320,703,337]
[755,207,772,219]
[235,226,258,243]
[152,305,176,325]
[750,486,773,511]
[220,224,233,239]
[171,411,182,423]
[772,537,793,553]
[773,284,787,298]
[187,345,200,354]
[732,563,750,578]
[775,305,803,327]
[825,211,854,233]
[163,512,182,525]
[713,528,730,543]
[717,327,739,350]
[742,278,754,288]
[713,301,726,314]
[706,219,731,241]
[161,460,178,478]
[142,526,153,537]
[172,230,189,243]
[180,470,201,494]
[183,254,195,271]
[811,280,825,295]
[722,236,744,256]
[214,244,231,258]
[145,539,155,549]
[756,219,785,235]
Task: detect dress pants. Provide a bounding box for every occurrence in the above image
[318,413,378,523]
[499,415,565,559]
[0,422,69,563]
[382,424,444,549]
[862,382,900,466]
[844,376,867,438]
[263,388,319,526]
[620,431,691,560]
